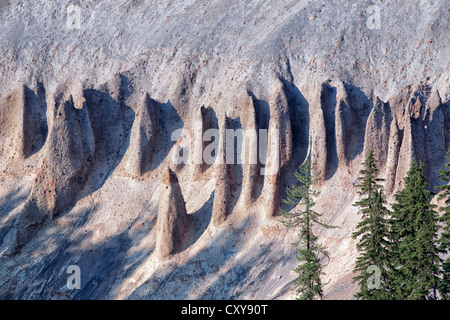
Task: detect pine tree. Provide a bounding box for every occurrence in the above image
[436,149,450,299]
[280,159,335,300]
[439,260,450,300]
[391,161,441,300]
[352,148,394,300]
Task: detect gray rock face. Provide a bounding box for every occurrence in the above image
[0,0,448,300]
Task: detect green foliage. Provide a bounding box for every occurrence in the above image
[439,259,450,300]
[352,149,394,300]
[436,149,450,299]
[391,161,441,300]
[436,150,450,250]
[280,149,450,300]
[280,159,335,300]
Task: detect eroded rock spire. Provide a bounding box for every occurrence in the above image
[155,166,188,259]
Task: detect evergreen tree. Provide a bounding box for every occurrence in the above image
[352,148,394,300]
[436,149,450,299]
[439,260,450,300]
[280,159,335,300]
[391,161,441,300]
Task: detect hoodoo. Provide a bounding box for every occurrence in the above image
[125,94,159,176]
[211,114,234,227]
[155,167,189,259]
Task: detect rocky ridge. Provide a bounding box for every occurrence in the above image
[0,0,449,299]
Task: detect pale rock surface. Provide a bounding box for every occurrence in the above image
[0,0,449,300]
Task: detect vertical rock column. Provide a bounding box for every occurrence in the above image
[261,80,292,220]
[334,81,353,166]
[385,91,414,193]
[363,97,392,168]
[385,117,403,194]
[309,82,329,182]
[0,84,47,164]
[155,167,189,259]
[41,95,95,218]
[9,94,95,253]
[125,93,159,176]
[192,106,213,180]
[240,94,259,206]
[211,113,233,227]
[424,90,446,172]
[381,88,446,193]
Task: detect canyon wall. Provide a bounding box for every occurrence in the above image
[0,0,449,299]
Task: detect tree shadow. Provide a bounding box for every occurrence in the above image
[1,202,157,300]
[0,186,30,247]
[129,217,253,300]
[196,234,297,300]
[0,205,97,299]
